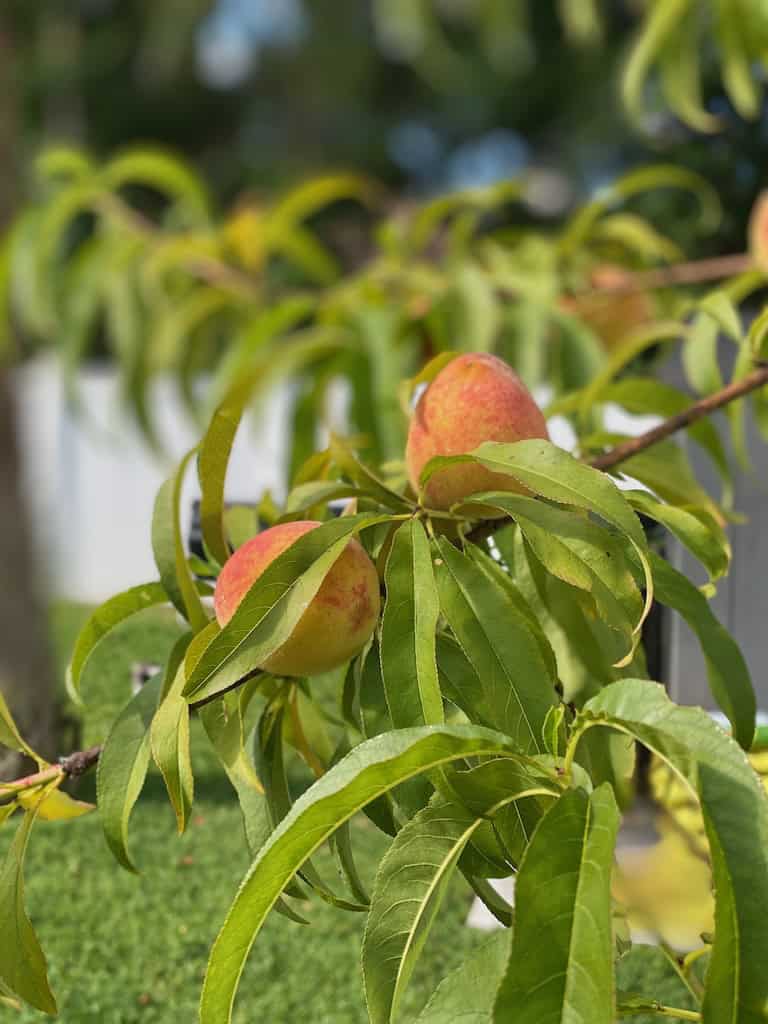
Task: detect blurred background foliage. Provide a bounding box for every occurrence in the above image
[5,2,768,492]
[3,0,768,251]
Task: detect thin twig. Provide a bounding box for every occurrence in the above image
[583,252,754,296]
[590,363,768,470]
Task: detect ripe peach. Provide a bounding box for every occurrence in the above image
[213,520,380,677]
[405,352,549,511]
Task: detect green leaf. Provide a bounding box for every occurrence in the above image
[616,945,699,1023]
[183,514,394,702]
[493,785,620,1024]
[648,551,755,749]
[96,672,164,872]
[0,810,57,1015]
[210,298,315,406]
[626,490,730,581]
[468,493,644,664]
[683,312,723,396]
[659,12,720,133]
[429,439,646,547]
[560,165,719,255]
[283,481,374,517]
[592,212,684,261]
[362,797,484,1024]
[622,0,695,123]
[152,448,209,632]
[577,679,768,1022]
[200,326,345,564]
[329,435,414,512]
[355,307,410,462]
[65,581,201,702]
[380,520,443,729]
[433,537,555,749]
[101,146,210,221]
[430,439,653,629]
[200,688,266,849]
[616,440,719,515]
[35,145,93,182]
[269,173,374,229]
[413,931,511,1024]
[717,0,760,119]
[35,181,101,329]
[467,545,558,683]
[199,724,525,1024]
[150,662,194,833]
[0,691,39,761]
[454,263,500,354]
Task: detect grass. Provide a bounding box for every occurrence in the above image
[1,605,488,1023]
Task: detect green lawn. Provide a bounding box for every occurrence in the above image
[1,605,487,1023]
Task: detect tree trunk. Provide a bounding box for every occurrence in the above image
[0,371,58,777]
[0,19,57,778]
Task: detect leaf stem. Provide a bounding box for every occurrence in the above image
[618,1004,701,1021]
[0,744,102,798]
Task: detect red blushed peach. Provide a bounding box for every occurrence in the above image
[405,352,549,512]
[213,520,380,677]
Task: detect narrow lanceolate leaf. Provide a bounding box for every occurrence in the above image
[150,663,194,833]
[0,691,39,761]
[183,514,393,702]
[363,798,483,1024]
[426,439,653,631]
[380,520,443,729]
[414,931,511,1024]
[649,552,754,749]
[469,493,643,664]
[65,581,173,702]
[579,679,768,1023]
[626,489,730,582]
[152,448,209,632]
[199,725,524,1024]
[493,785,620,1024]
[200,692,267,855]
[197,376,251,566]
[433,537,554,750]
[97,673,163,871]
[0,810,57,1015]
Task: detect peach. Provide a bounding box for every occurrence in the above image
[214,520,380,677]
[560,265,654,351]
[405,352,549,511]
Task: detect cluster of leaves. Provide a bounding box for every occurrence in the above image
[374,0,768,131]
[0,144,740,474]
[3,306,768,1020]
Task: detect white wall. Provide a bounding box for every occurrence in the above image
[13,358,293,604]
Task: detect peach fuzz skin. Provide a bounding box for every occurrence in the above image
[213,520,380,678]
[405,352,549,512]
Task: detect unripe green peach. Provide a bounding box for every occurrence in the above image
[213,520,380,677]
[405,352,549,511]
